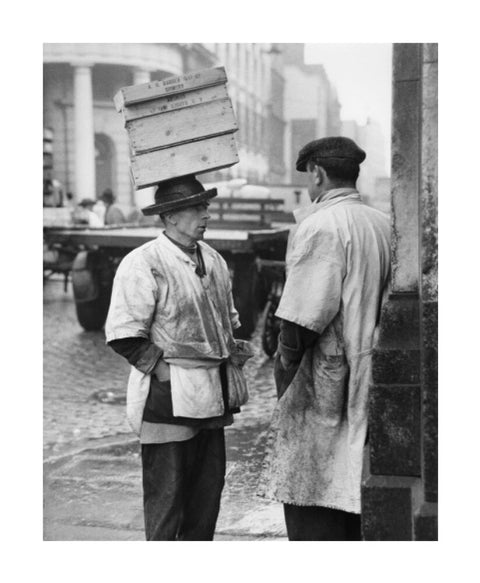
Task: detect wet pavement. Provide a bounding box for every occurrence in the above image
[43,277,287,540]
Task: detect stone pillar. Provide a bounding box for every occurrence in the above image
[361,44,438,540]
[73,63,95,200]
[416,43,438,540]
[132,68,155,211]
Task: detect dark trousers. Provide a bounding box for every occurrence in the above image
[283,504,362,541]
[141,428,226,541]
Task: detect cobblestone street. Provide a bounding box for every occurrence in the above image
[43,277,287,540]
[44,279,134,458]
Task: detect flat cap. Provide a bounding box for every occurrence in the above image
[296,136,366,172]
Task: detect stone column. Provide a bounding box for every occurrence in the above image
[73,63,95,200]
[361,44,438,541]
[132,68,155,211]
[416,43,438,540]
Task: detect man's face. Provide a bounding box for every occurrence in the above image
[171,202,211,241]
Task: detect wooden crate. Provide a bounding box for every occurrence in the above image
[115,67,239,189]
[121,84,230,123]
[127,98,237,154]
[114,67,228,110]
[131,133,239,189]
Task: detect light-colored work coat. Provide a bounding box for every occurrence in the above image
[257,189,391,513]
[105,232,242,433]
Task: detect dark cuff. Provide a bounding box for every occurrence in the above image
[278,319,320,364]
[278,320,303,363]
[108,337,163,375]
[135,343,164,375]
[278,338,303,363]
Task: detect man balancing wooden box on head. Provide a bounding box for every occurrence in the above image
[105,175,252,541]
[257,136,391,541]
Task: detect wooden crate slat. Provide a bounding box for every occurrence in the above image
[122,84,230,122]
[131,134,239,189]
[127,98,238,154]
[114,67,227,110]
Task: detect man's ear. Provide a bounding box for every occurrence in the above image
[164,212,177,226]
[314,164,324,186]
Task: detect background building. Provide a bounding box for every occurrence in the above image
[43,43,216,212]
[342,117,390,213]
[200,43,278,185]
[267,43,342,210]
[43,43,390,216]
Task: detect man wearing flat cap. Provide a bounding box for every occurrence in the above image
[105,175,251,540]
[258,137,391,540]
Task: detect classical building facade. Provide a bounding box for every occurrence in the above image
[43,43,343,213]
[43,43,216,211]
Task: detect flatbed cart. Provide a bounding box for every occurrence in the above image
[43,224,289,340]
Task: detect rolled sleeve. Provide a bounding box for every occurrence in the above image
[105,252,159,342]
[109,336,163,375]
[275,224,345,335]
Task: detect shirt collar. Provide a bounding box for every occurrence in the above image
[293,188,360,224]
[157,231,214,274]
[164,232,197,255]
[157,231,194,264]
[314,187,359,205]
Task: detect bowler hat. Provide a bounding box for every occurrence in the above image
[141,175,217,216]
[296,136,366,172]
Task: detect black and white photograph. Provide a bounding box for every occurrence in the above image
[41,39,436,542]
[6,0,479,579]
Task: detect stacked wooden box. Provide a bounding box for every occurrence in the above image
[114,67,239,189]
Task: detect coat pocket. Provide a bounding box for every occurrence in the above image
[169,364,225,418]
[311,352,349,426]
[226,361,249,408]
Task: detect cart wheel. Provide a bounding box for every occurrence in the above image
[261,299,281,357]
[71,251,113,331]
[75,296,110,331]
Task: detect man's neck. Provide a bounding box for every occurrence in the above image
[164,229,197,250]
[314,182,356,203]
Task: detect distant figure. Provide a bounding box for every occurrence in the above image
[126,207,144,224]
[92,197,106,225]
[43,178,63,208]
[101,188,125,225]
[65,192,76,209]
[73,198,103,227]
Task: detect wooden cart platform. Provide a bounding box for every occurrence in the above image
[44,224,289,339]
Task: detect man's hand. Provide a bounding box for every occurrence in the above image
[274,353,300,399]
[280,354,298,370]
[153,359,170,382]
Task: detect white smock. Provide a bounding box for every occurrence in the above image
[257,189,391,513]
[105,232,244,434]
